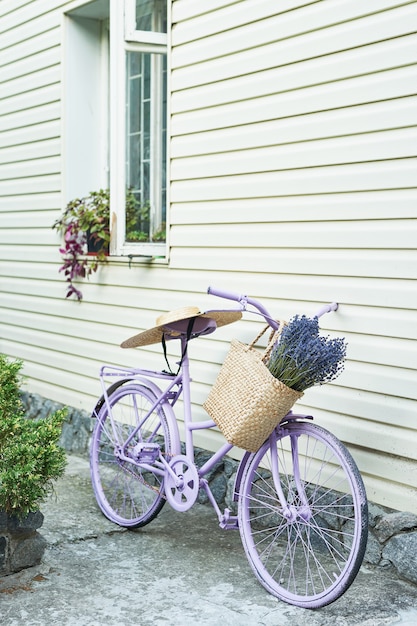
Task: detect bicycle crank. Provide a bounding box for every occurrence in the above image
[164,455,200,512]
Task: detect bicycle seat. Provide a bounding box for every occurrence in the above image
[163,316,217,340]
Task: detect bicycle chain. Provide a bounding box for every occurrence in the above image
[118,451,175,500]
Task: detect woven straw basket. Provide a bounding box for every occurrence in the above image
[203,326,303,452]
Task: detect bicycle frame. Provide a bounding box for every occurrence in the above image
[94,291,339,529]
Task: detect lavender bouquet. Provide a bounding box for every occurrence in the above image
[267,315,347,392]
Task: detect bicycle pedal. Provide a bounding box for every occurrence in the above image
[133,442,160,463]
[219,509,239,530]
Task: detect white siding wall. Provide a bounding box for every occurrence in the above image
[0,0,416,513]
[169,0,417,512]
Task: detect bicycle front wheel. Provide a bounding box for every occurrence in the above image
[238,421,368,608]
[90,382,174,528]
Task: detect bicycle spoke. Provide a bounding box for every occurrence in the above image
[238,421,368,608]
[90,384,173,528]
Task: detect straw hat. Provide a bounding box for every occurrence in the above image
[121,306,242,348]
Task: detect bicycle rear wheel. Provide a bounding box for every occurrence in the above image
[90,382,173,528]
[238,421,368,608]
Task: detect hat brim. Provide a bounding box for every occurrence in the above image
[121,309,242,349]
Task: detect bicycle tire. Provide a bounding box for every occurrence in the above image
[238,421,368,608]
[90,382,173,528]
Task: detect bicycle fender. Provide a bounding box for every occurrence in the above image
[91,378,133,419]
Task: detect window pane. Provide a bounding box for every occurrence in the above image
[125,50,166,243]
[136,0,167,33]
[161,53,167,229]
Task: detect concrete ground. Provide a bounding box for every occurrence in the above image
[1,454,417,626]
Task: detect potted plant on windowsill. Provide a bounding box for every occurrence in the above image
[52,189,111,301]
[53,188,166,300]
[0,354,67,575]
[125,199,166,244]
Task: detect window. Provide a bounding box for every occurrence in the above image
[112,0,168,257]
[65,0,168,258]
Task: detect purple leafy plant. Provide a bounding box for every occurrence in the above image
[52,189,110,301]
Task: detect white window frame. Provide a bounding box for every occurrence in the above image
[110,0,169,258]
[124,0,167,45]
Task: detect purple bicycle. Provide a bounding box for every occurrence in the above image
[90,287,368,609]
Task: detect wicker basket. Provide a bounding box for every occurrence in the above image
[203,325,303,452]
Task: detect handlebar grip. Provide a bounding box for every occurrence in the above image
[207,286,245,302]
[314,302,339,318]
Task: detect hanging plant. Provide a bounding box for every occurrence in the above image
[52,189,110,301]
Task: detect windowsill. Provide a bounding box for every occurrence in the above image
[105,252,169,266]
[116,242,166,257]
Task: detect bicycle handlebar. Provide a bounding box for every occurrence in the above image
[207,285,338,328]
[207,285,244,302]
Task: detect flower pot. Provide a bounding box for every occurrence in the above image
[0,510,47,575]
[87,231,109,256]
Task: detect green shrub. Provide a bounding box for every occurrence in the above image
[0,354,25,421]
[0,355,67,517]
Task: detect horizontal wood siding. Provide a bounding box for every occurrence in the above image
[169,0,417,513]
[0,0,416,514]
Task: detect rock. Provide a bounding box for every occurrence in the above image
[9,532,47,572]
[365,530,382,565]
[368,501,391,528]
[374,511,417,543]
[383,532,417,584]
[5,510,44,534]
[20,391,44,419]
[0,536,6,571]
[209,473,227,504]
[225,473,238,514]
[61,408,92,453]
